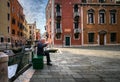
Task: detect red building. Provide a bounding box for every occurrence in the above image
[46,0,81,47]
[46,0,120,47]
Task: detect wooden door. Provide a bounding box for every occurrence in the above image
[100,34,104,45]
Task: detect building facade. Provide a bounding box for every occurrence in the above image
[28,21,37,43]
[10,0,26,46]
[81,0,120,46]
[46,0,81,47]
[46,0,120,47]
[36,29,41,41]
[23,19,29,44]
[0,0,11,48]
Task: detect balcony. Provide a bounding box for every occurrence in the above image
[74,12,80,21]
[56,12,61,21]
[74,28,81,34]
[56,28,62,34]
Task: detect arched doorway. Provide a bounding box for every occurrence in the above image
[98,30,107,45]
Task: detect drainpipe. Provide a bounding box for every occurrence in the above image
[81,6,84,46]
[51,0,55,47]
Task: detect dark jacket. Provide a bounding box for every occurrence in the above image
[37,42,47,55]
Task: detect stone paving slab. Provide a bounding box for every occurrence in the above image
[29,46,120,82]
[14,46,120,82]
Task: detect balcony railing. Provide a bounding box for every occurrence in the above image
[2,47,32,81]
[74,12,80,20]
[56,28,62,34]
[56,12,61,21]
[74,28,81,34]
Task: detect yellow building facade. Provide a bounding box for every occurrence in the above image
[27,22,37,44]
[23,19,29,44]
[0,0,11,48]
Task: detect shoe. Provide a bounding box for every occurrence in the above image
[47,63,52,66]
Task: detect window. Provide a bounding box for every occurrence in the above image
[56,4,60,12]
[110,0,113,2]
[7,2,10,7]
[29,36,32,39]
[88,9,94,24]
[8,26,10,33]
[56,22,60,29]
[110,13,116,24]
[88,13,94,24]
[110,10,116,24]
[88,33,94,43]
[56,4,61,17]
[74,4,78,12]
[21,32,23,36]
[74,34,79,39]
[0,37,4,42]
[30,31,32,34]
[12,18,16,24]
[29,26,32,29]
[12,29,15,34]
[110,33,116,43]
[8,13,10,21]
[99,0,105,3]
[8,38,10,42]
[99,9,105,24]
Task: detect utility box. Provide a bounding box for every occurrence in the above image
[32,55,44,69]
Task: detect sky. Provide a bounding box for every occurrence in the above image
[18,0,48,34]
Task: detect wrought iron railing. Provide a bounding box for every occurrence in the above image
[8,49,32,82]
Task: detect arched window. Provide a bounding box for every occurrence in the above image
[110,9,116,24]
[88,9,94,24]
[99,9,105,24]
[56,4,60,12]
[74,4,78,12]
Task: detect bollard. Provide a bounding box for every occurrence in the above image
[0,52,8,82]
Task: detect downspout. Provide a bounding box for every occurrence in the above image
[81,6,84,46]
[51,0,54,47]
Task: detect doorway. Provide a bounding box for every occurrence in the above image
[99,34,105,45]
[65,36,70,46]
[99,30,107,45]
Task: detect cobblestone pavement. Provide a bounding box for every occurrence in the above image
[15,45,120,82]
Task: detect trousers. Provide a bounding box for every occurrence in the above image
[37,51,51,64]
